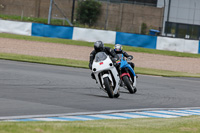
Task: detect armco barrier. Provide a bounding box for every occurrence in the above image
[72,27,116,44]
[0,20,32,36]
[156,37,199,54]
[116,32,157,49]
[199,41,200,54]
[32,23,73,39]
[1,20,200,54]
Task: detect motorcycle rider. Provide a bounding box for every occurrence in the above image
[89,41,120,79]
[114,44,135,71]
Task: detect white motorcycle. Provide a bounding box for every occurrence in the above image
[92,52,120,98]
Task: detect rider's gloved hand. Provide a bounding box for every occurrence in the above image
[113,58,118,62]
[127,56,133,60]
[111,58,117,63]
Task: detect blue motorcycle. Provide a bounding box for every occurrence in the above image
[117,54,137,94]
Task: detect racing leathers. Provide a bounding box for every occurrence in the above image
[89,47,120,79]
[114,50,135,70]
[89,47,119,70]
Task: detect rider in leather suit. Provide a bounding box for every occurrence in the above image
[114,44,135,70]
[89,41,120,79]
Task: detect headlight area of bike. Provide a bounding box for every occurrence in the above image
[93,52,113,72]
[93,62,113,72]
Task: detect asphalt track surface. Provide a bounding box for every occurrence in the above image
[0,60,200,117]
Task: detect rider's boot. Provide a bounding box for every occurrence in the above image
[91,73,95,79]
[119,80,124,87]
[91,73,98,83]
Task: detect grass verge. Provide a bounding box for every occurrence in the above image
[1,52,200,78]
[0,53,88,69]
[0,14,99,29]
[1,33,200,58]
[0,14,82,27]
[1,116,200,133]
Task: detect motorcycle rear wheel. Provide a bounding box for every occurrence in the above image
[104,77,114,98]
[122,75,136,94]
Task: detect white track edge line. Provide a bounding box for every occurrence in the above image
[0,107,200,120]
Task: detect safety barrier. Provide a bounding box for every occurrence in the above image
[0,20,200,54]
[32,23,73,39]
[0,20,32,36]
[116,32,157,49]
[73,27,116,44]
[156,37,199,54]
[199,41,200,54]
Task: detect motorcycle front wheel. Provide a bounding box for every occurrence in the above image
[103,77,114,98]
[122,75,136,94]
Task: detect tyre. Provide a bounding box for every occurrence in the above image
[103,77,114,98]
[122,75,135,94]
[133,87,137,93]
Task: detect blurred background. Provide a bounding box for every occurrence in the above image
[0,0,199,39]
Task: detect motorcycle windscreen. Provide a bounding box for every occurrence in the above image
[94,52,108,62]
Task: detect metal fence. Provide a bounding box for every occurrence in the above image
[98,0,157,7]
[0,0,162,34]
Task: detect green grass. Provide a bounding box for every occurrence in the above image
[1,33,200,77]
[0,53,89,69]
[135,67,200,78]
[1,116,200,133]
[0,14,100,29]
[0,33,94,47]
[0,14,69,26]
[1,33,200,58]
[1,52,200,78]
[0,13,200,58]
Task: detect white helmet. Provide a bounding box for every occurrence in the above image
[114,44,122,52]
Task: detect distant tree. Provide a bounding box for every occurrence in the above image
[76,0,101,26]
[141,23,147,34]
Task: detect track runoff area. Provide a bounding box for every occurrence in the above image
[1,107,200,122]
